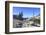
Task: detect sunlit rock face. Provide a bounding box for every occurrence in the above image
[13,15,40,28]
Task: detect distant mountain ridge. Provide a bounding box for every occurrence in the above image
[13,15,28,20]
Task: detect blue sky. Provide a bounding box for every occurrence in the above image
[13,7,40,18]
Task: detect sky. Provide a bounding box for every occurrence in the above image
[13,7,40,18]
